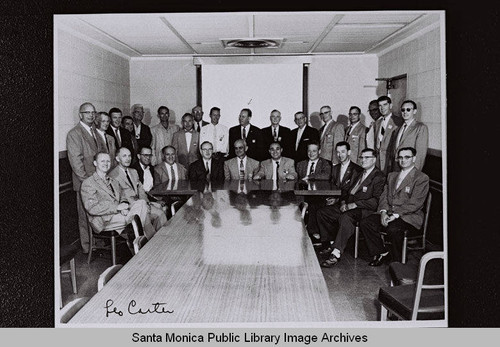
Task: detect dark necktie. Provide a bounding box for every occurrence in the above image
[309,161,315,175]
[381,118,386,136]
[273,128,278,141]
[242,127,246,141]
[206,161,210,180]
[125,169,134,189]
[350,171,366,195]
[196,122,200,132]
[105,135,109,151]
[90,128,98,147]
[170,164,176,181]
[345,126,352,141]
[398,123,407,146]
[114,128,121,147]
[275,161,280,179]
[239,159,245,180]
[106,177,115,195]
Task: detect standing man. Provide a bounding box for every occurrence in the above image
[296,142,331,181]
[131,146,155,193]
[228,108,263,161]
[172,113,200,169]
[391,100,429,171]
[107,107,134,160]
[317,149,385,267]
[319,105,345,165]
[224,139,260,180]
[67,102,99,253]
[199,107,229,160]
[121,116,140,164]
[131,104,152,150]
[192,105,209,133]
[359,147,429,265]
[290,111,320,164]
[365,100,382,150]
[345,106,367,165]
[153,146,188,185]
[261,109,292,159]
[253,142,298,180]
[374,96,403,173]
[94,111,117,169]
[150,106,180,166]
[188,141,225,183]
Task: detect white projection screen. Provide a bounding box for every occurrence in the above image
[202,63,303,129]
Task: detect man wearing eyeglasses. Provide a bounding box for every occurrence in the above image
[290,111,320,164]
[131,146,155,193]
[319,105,345,165]
[345,106,367,165]
[359,147,429,265]
[131,104,153,152]
[374,96,403,173]
[391,100,429,171]
[66,102,99,253]
[317,149,385,267]
[188,141,225,183]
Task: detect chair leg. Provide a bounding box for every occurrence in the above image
[380,305,388,321]
[111,235,117,265]
[354,226,359,259]
[402,236,408,264]
[69,258,77,294]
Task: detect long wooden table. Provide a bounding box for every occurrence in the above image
[68,181,339,324]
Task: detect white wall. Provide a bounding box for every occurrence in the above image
[56,28,130,152]
[378,27,443,150]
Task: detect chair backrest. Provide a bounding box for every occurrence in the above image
[60,297,91,323]
[133,235,148,255]
[411,251,445,320]
[97,264,123,291]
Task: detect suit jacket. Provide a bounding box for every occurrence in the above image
[106,126,134,153]
[153,162,188,186]
[188,158,225,183]
[344,167,386,218]
[374,114,403,172]
[131,160,146,183]
[133,122,153,149]
[80,172,126,233]
[391,120,429,171]
[228,124,263,161]
[319,120,345,164]
[96,132,117,168]
[254,157,298,180]
[345,122,367,165]
[224,156,260,180]
[290,126,320,164]
[378,167,429,229]
[108,166,149,203]
[296,158,332,180]
[331,160,363,200]
[171,129,200,169]
[66,122,99,191]
[261,125,292,159]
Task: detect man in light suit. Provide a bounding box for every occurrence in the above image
[261,109,292,159]
[317,149,386,267]
[131,104,153,150]
[153,145,188,185]
[109,147,167,234]
[150,106,180,166]
[319,105,345,165]
[374,96,403,173]
[224,139,260,180]
[94,112,117,169]
[253,142,298,181]
[188,141,225,183]
[365,100,382,150]
[360,147,429,265]
[66,102,99,253]
[171,113,200,169]
[345,106,367,165]
[228,108,263,161]
[390,100,429,171]
[296,142,331,181]
[81,152,155,241]
[290,111,320,164]
[192,105,209,133]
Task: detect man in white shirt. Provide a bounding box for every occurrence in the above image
[199,107,229,160]
[192,105,209,132]
[131,104,152,150]
[373,96,403,172]
[365,100,382,150]
[172,113,200,168]
[132,146,154,193]
[150,106,180,166]
[319,105,345,164]
[253,142,298,181]
[94,112,117,168]
[345,106,367,165]
[153,145,188,185]
[224,139,260,180]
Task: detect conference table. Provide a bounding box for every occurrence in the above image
[69,180,340,324]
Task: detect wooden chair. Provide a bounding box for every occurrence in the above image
[378,251,445,321]
[97,264,123,291]
[59,243,79,308]
[133,235,148,255]
[59,297,90,323]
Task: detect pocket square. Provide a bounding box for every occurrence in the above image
[405,186,410,193]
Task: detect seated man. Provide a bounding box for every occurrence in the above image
[80,152,156,240]
[296,142,331,181]
[359,147,429,265]
[188,141,225,183]
[224,139,260,180]
[253,142,298,181]
[317,148,385,267]
[153,145,188,185]
[109,147,168,233]
[131,146,154,193]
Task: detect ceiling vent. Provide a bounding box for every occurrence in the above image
[221,38,283,49]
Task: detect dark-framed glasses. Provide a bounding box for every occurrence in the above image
[401,108,413,112]
[397,155,414,160]
[359,155,375,160]
[80,111,97,115]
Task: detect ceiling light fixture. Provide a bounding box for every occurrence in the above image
[221,38,283,49]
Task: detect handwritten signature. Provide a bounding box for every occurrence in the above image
[105,299,174,317]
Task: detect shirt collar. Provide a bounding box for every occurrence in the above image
[341,159,351,167]
[79,121,93,133]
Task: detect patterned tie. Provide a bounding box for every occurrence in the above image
[273,127,277,141]
[397,123,407,147]
[309,161,315,175]
[125,169,134,190]
[105,135,109,151]
[239,159,245,180]
[206,161,210,180]
[345,126,352,141]
[114,128,121,147]
[350,171,366,195]
[170,164,176,181]
[242,126,246,141]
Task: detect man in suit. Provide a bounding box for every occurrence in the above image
[290,111,320,164]
[192,105,209,133]
[131,146,154,193]
[171,113,200,169]
[261,109,292,159]
[317,148,386,267]
[131,104,153,150]
[253,142,298,181]
[67,102,99,253]
[150,106,180,166]
[374,96,403,173]
[107,108,135,165]
[345,106,367,165]
[153,145,188,185]
[188,141,225,183]
[121,116,140,165]
[80,152,156,240]
[319,105,345,165]
[199,107,229,160]
[228,108,263,161]
[359,147,429,265]
[365,100,382,150]
[224,139,260,180]
[296,142,331,181]
[94,112,117,169]
[109,147,167,234]
[391,100,429,171]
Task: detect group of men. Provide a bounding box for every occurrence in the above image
[66,96,429,268]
